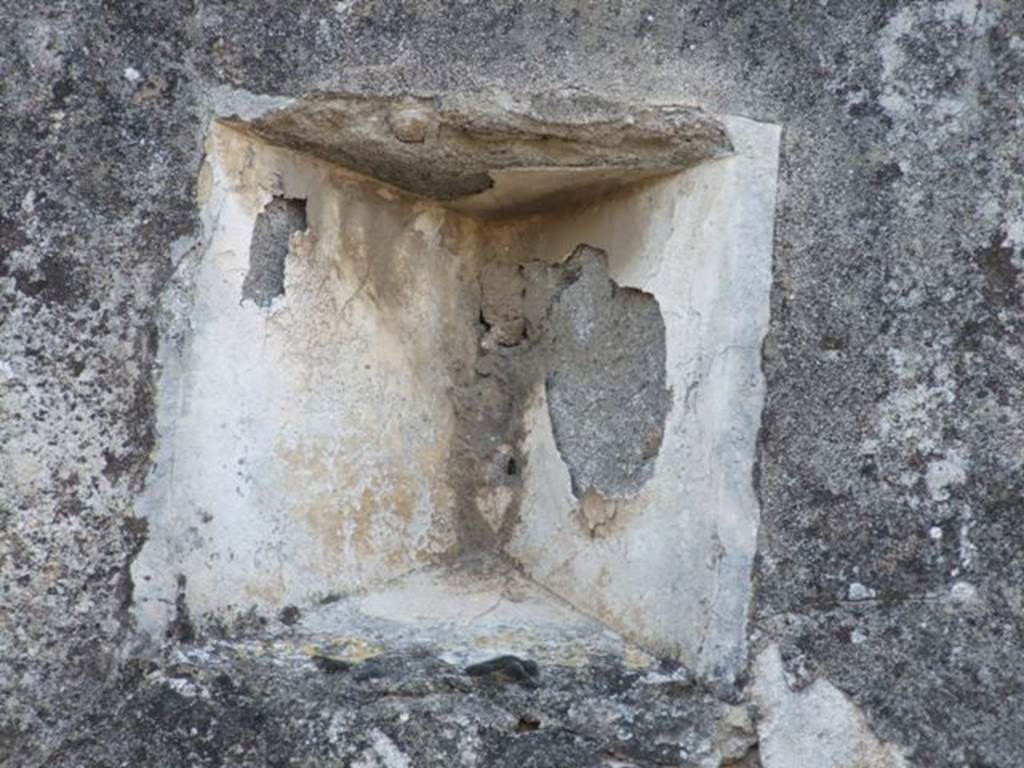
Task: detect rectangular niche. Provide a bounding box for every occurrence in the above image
[132,93,780,684]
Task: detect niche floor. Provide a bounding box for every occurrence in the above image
[257,559,654,670]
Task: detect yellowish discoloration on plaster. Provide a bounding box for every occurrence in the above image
[304,637,385,663]
[623,644,656,670]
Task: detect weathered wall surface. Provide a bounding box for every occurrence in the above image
[2,1,1023,766]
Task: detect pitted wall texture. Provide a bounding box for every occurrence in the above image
[2,2,1023,766]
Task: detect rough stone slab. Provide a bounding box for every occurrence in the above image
[223,92,732,210]
[112,561,761,766]
[50,624,756,768]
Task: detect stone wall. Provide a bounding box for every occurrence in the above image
[2,2,1023,766]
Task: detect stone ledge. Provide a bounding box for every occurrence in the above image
[63,632,755,768]
[221,91,733,214]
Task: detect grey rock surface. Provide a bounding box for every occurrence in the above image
[231,93,731,203]
[241,197,307,309]
[543,245,671,500]
[2,1,1023,766]
[43,636,754,768]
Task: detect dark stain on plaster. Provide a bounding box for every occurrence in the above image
[242,196,307,309]
[166,575,196,643]
[117,516,149,618]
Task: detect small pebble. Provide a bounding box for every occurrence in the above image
[311,654,351,674]
[847,582,876,601]
[464,655,539,683]
[949,581,978,605]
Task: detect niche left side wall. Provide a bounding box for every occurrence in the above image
[131,124,481,640]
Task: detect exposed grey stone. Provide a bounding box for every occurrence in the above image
[543,245,671,500]
[241,196,306,309]
[451,244,670,550]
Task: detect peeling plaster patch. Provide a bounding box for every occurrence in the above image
[879,0,999,141]
[847,582,876,602]
[131,125,471,635]
[1003,217,1024,249]
[877,349,963,491]
[949,580,979,606]
[877,7,915,119]
[506,116,780,682]
[752,645,910,768]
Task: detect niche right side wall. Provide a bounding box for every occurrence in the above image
[502,116,781,684]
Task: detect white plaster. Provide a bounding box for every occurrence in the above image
[355,566,580,629]
[753,645,910,768]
